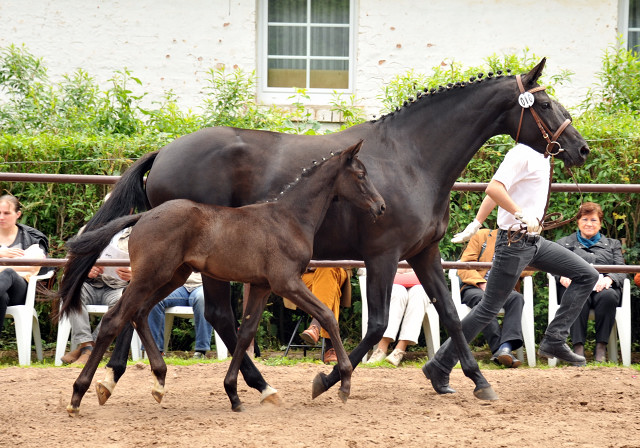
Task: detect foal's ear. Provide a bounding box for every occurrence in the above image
[522,57,546,86]
[343,139,364,161]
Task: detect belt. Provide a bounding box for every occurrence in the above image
[498,229,540,244]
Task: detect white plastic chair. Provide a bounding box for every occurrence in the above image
[546,273,631,367]
[5,269,55,366]
[55,304,143,366]
[359,271,440,363]
[162,306,228,359]
[448,269,537,367]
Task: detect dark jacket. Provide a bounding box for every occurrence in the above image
[15,223,50,274]
[555,232,626,288]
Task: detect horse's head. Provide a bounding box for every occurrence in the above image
[337,140,386,221]
[509,58,589,167]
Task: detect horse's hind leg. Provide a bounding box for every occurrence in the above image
[96,322,134,405]
[67,298,133,416]
[132,309,168,403]
[202,277,280,405]
[223,284,271,412]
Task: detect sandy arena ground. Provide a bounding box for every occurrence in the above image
[1,357,639,448]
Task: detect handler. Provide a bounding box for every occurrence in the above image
[423,143,599,395]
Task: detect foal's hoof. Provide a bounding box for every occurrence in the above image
[95,380,113,405]
[260,386,283,407]
[151,389,165,404]
[422,362,456,395]
[337,389,349,404]
[312,372,329,399]
[232,403,245,413]
[473,385,499,401]
[66,404,80,417]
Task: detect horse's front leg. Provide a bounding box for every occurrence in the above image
[67,298,133,416]
[411,251,497,400]
[223,284,271,412]
[318,259,396,395]
[95,322,134,405]
[202,277,280,406]
[274,278,354,403]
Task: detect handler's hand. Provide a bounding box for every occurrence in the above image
[514,211,542,234]
[452,219,482,244]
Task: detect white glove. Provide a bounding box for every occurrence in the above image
[452,219,482,243]
[514,211,542,234]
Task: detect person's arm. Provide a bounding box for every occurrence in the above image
[602,239,626,289]
[486,180,542,232]
[451,196,497,243]
[457,233,487,287]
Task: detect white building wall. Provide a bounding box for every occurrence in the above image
[0,0,621,117]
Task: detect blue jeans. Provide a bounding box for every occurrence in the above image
[147,286,213,352]
[431,231,599,373]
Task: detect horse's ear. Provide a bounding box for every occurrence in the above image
[523,57,546,86]
[344,140,364,161]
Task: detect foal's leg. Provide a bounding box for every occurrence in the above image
[273,278,353,403]
[95,322,134,405]
[67,295,138,416]
[223,284,270,412]
[202,277,280,405]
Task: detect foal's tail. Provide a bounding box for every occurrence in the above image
[58,214,143,318]
[84,150,158,232]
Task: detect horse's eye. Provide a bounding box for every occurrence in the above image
[541,102,551,109]
[357,173,365,180]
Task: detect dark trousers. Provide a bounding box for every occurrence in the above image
[0,269,28,332]
[461,285,524,353]
[432,230,599,373]
[558,284,621,345]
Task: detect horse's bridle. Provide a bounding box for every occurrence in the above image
[508,75,580,239]
[514,74,572,157]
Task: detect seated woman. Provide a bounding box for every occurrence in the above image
[367,268,428,366]
[0,194,48,335]
[555,202,626,362]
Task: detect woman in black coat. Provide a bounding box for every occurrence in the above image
[555,202,626,362]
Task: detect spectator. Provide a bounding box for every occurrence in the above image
[457,228,534,368]
[147,272,213,358]
[555,202,627,362]
[287,267,349,364]
[366,268,429,366]
[61,219,131,366]
[0,194,48,335]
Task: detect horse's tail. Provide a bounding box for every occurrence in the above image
[84,150,159,232]
[58,214,143,318]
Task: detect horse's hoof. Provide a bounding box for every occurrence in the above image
[151,388,165,404]
[312,372,328,399]
[232,403,245,413]
[95,380,113,405]
[66,404,80,417]
[259,385,282,406]
[337,389,349,404]
[422,362,456,394]
[473,386,499,401]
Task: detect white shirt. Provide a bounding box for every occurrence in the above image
[492,144,551,233]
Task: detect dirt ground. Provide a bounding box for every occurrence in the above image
[1,355,639,448]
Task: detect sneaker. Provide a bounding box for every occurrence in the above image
[192,351,206,359]
[323,348,338,364]
[367,347,387,364]
[300,324,320,345]
[386,348,406,367]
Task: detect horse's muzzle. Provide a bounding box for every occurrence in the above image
[370,201,386,221]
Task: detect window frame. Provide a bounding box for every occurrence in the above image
[619,0,640,51]
[257,0,357,105]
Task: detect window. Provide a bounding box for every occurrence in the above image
[621,0,640,51]
[258,0,355,104]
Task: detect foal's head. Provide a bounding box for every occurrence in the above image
[335,140,386,221]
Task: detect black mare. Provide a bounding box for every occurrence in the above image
[75,59,589,406]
